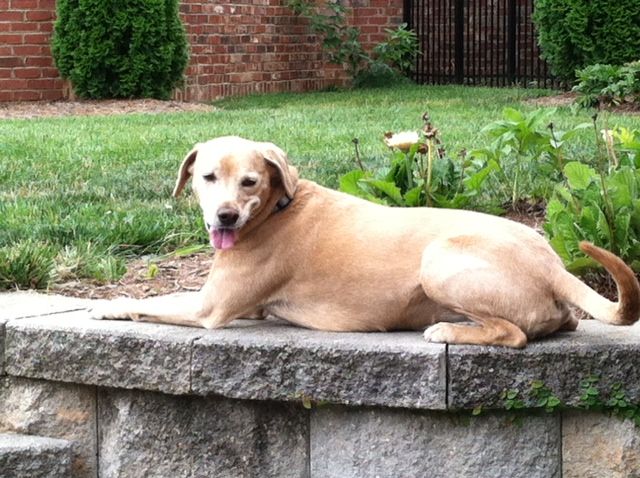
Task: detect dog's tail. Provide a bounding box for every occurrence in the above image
[554,241,640,325]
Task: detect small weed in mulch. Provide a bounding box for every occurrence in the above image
[53,252,213,300]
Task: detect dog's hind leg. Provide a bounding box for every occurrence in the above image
[424,315,527,348]
[418,236,565,347]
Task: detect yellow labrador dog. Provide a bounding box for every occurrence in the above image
[91,136,640,348]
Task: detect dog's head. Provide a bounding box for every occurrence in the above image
[172,136,298,250]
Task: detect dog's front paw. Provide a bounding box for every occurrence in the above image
[423,323,455,344]
[88,299,139,321]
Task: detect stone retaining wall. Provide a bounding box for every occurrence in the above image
[0,0,403,102]
[1,291,640,477]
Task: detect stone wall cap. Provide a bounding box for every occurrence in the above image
[5,311,207,395]
[0,291,90,321]
[448,321,640,409]
[4,310,447,409]
[192,320,446,409]
[2,294,640,411]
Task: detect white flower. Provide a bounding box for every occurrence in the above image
[383,131,420,152]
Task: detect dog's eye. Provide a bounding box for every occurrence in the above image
[241,177,257,187]
[203,173,217,182]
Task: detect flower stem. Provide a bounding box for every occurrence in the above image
[425,139,434,207]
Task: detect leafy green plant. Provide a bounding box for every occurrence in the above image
[533,0,640,82]
[287,0,366,80]
[606,384,640,426]
[544,124,640,272]
[52,0,188,99]
[339,114,497,209]
[579,377,640,426]
[372,25,419,75]
[611,125,640,163]
[354,25,419,88]
[287,0,418,85]
[578,376,603,410]
[573,61,640,109]
[469,108,591,206]
[500,382,562,413]
[530,380,563,413]
[497,377,640,427]
[501,389,526,411]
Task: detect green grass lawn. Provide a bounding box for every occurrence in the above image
[1,84,639,289]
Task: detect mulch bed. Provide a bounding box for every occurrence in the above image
[52,252,214,300]
[0,99,214,119]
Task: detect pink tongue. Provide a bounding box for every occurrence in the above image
[211,229,237,250]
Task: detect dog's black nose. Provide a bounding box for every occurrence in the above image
[217,208,239,227]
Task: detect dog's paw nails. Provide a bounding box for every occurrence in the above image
[87,299,135,321]
[88,308,104,320]
[423,323,453,344]
[88,302,110,320]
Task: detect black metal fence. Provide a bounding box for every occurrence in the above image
[404,0,556,87]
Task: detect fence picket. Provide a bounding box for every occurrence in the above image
[405,0,556,87]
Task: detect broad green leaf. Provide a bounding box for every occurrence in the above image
[363,179,404,205]
[614,213,630,257]
[547,209,581,263]
[339,170,383,204]
[384,151,406,182]
[403,185,424,207]
[563,162,597,190]
[559,122,592,141]
[527,107,555,127]
[339,170,368,196]
[595,207,612,247]
[549,235,571,263]
[463,160,498,192]
[547,396,562,408]
[467,148,491,162]
[554,185,574,206]
[545,197,565,220]
[502,107,525,123]
[578,205,599,237]
[566,256,600,274]
[432,193,468,209]
[607,167,635,208]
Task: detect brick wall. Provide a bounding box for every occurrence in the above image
[0,0,403,103]
[0,0,63,101]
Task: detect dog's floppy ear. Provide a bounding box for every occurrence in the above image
[172,144,200,197]
[261,142,298,199]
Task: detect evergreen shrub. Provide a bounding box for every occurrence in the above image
[52,0,189,99]
[533,0,640,82]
